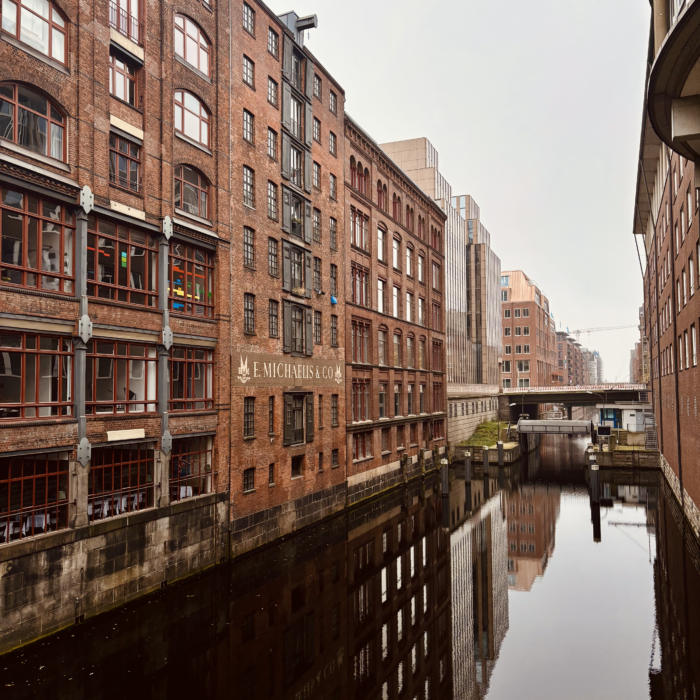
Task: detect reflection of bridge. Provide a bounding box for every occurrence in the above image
[517,419,592,435]
[500,384,648,420]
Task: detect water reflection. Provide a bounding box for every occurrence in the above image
[1,436,699,700]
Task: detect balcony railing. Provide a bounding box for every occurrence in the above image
[109,2,142,45]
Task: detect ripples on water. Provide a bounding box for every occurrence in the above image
[1,436,697,699]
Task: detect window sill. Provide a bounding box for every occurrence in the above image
[291,474,303,480]
[243,332,256,337]
[109,93,143,113]
[1,32,70,75]
[174,54,212,84]
[331,423,339,428]
[174,131,213,156]
[381,450,391,457]
[243,436,256,441]
[109,182,143,198]
[353,456,374,465]
[0,284,77,301]
[243,203,256,212]
[268,482,275,488]
[174,208,213,228]
[89,296,162,314]
[0,138,70,172]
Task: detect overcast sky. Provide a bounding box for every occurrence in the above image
[270,0,651,382]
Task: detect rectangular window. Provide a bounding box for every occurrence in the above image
[523,344,530,354]
[394,383,402,416]
[330,264,338,296]
[330,218,338,250]
[377,228,386,263]
[109,53,137,106]
[418,255,424,283]
[523,308,530,317]
[269,396,275,435]
[331,315,338,346]
[352,380,370,421]
[243,227,255,268]
[169,346,214,411]
[393,286,400,318]
[314,74,322,99]
[517,360,530,372]
[269,463,275,484]
[431,303,441,331]
[269,299,279,337]
[432,341,442,371]
[244,397,255,437]
[314,310,322,344]
[267,181,278,220]
[523,326,530,336]
[168,240,214,318]
[243,55,254,87]
[268,128,277,160]
[505,345,511,354]
[268,27,278,57]
[290,145,303,188]
[313,117,321,143]
[109,134,140,192]
[243,109,254,143]
[290,96,302,139]
[313,257,321,290]
[329,131,337,156]
[330,174,337,199]
[504,309,511,319]
[243,166,255,208]
[351,210,369,250]
[432,262,440,291]
[313,161,321,189]
[313,209,321,243]
[353,431,372,460]
[352,264,370,306]
[267,77,278,107]
[268,238,278,276]
[378,330,387,365]
[243,467,255,492]
[352,320,370,363]
[518,378,530,388]
[419,339,426,369]
[171,436,212,502]
[394,333,402,366]
[243,2,255,34]
[87,216,157,306]
[407,336,414,367]
[419,384,426,413]
[503,360,511,373]
[0,333,72,419]
[88,445,154,522]
[0,451,69,541]
[331,394,338,426]
[407,383,414,414]
[86,340,157,415]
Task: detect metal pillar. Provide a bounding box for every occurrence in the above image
[497,441,504,467]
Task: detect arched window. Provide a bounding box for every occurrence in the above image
[175,165,209,219]
[377,180,383,209]
[0,83,65,160]
[2,0,67,63]
[174,15,210,76]
[418,216,423,240]
[382,184,387,211]
[174,90,210,147]
[350,156,357,189]
[356,161,364,194]
[392,194,398,220]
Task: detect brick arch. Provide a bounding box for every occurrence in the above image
[0,76,71,119]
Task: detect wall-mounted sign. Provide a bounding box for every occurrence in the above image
[232,351,344,388]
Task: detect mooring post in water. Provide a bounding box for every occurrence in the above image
[465,451,472,481]
[590,461,601,542]
[497,441,504,467]
[440,458,449,495]
[483,446,489,477]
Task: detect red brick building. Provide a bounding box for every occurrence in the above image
[227,8,347,554]
[500,270,556,389]
[343,117,447,505]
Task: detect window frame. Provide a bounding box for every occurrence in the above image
[109,133,141,193]
[109,53,137,106]
[244,292,255,333]
[174,15,211,76]
[169,346,214,411]
[168,239,215,318]
[174,164,210,219]
[243,54,255,87]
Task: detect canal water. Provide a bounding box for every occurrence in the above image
[1,435,698,699]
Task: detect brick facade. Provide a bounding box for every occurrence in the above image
[343,117,447,504]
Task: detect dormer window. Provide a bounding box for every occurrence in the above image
[174,15,210,77]
[0,83,65,161]
[2,0,66,63]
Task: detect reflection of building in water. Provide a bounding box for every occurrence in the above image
[346,481,453,700]
[505,485,560,592]
[599,479,658,533]
[650,479,700,700]
[451,487,508,700]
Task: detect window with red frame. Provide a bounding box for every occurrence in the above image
[352,379,370,421]
[168,240,214,318]
[432,419,444,439]
[88,445,154,522]
[170,435,212,502]
[350,157,357,189]
[432,383,443,412]
[175,165,209,219]
[87,215,158,306]
[109,53,137,106]
[393,195,400,221]
[351,264,369,307]
[432,341,443,372]
[0,83,65,160]
[109,134,140,192]
[432,303,441,331]
[357,163,367,196]
[351,209,368,251]
[170,346,214,411]
[0,451,70,543]
[174,15,210,76]
[1,0,67,62]
[431,227,441,253]
[353,431,372,460]
[351,319,370,363]
[0,187,74,293]
[0,333,72,419]
[85,340,157,414]
[109,0,141,44]
[418,217,424,240]
[174,91,210,148]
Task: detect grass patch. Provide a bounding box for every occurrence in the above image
[459,421,503,447]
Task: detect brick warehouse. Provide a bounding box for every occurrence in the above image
[343,117,447,505]
[227,7,347,555]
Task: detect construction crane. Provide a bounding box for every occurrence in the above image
[570,325,638,341]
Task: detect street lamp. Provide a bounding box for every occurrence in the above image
[586,390,607,426]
